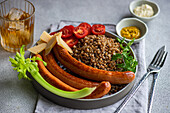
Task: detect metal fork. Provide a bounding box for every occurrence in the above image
[114,46,168,113]
[147,46,167,113]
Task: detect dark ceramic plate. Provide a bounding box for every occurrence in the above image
[30,30,137,109]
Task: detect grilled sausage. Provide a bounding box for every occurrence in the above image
[35,54,111,99]
[83,81,111,99]
[35,54,78,91]
[53,45,135,84]
[42,51,99,89]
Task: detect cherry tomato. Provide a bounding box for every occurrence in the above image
[60,25,74,38]
[63,36,78,48]
[91,24,105,35]
[78,22,91,35]
[73,26,88,39]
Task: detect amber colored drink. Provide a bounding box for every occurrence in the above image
[0,0,35,52]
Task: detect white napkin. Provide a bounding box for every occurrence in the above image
[35,20,148,113]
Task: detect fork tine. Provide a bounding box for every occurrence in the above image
[150,46,165,65]
[155,51,165,66]
[159,52,168,67]
[150,49,161,65]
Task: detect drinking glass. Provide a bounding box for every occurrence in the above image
[0,0,35,52]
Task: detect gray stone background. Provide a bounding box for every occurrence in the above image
[0,0,169,113]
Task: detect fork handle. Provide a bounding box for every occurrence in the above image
[114,72,151,113]
[148,73,159,113]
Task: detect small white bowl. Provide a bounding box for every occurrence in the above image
[129,0,160,22]
[116,18,148,43]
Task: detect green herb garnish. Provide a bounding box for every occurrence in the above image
[9,45,47,80]
[9,45,96,99]
[112,38,138,72]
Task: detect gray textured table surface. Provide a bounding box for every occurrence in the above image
[0,0,169,113]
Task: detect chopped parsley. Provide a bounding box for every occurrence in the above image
[112,38,138,73]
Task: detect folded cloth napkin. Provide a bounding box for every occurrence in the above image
[35,20,148,113]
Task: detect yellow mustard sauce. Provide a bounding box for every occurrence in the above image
[120,26,141,39]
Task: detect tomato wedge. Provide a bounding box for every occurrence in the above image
[60,25,74,38]
[73,26,88,39]
[91,24,105,35]
[63,36,78,48]
[78,22,91,35]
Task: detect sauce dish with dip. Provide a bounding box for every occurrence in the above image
[116,18,148,43]
[129,0,160,22]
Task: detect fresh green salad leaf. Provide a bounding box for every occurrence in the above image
[112,38,138,73]
[9,45,96,99]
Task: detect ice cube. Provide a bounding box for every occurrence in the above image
[8,21,25,31]
[7,8,25,20]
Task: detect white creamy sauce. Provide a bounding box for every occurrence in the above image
[133,4,154,17]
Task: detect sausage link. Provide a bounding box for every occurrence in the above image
[53,45,135,84]
[83,81,111,99]
[35,54,111,99]
[35,54,78,91]
[42,51,99,89]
